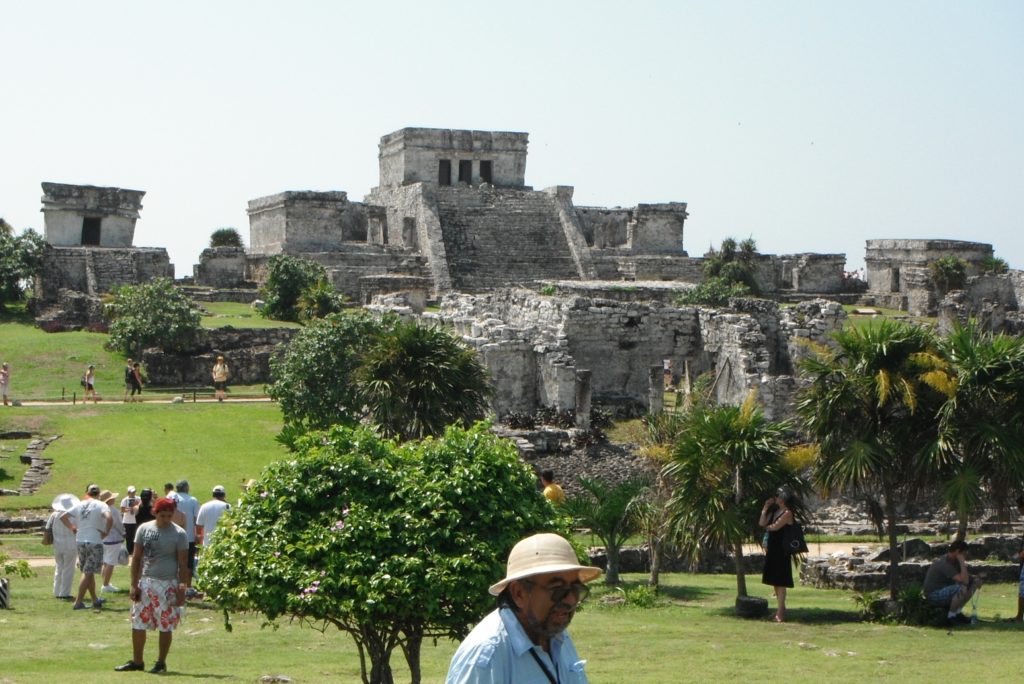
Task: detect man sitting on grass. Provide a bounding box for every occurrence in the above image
[923,540,981,625]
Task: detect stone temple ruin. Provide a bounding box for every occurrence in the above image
[33,182,174,330]
[194,127,850,305]
[31,127,1024,418]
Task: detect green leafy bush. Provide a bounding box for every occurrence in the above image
[267,313,491,441]
[199,423,565,684]
[297,278,347,322]
[105,278,203,356]
[677,276,753,306]
[259,255,329,322]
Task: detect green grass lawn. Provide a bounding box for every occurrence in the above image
[0,403,285,512]
[198,301,301,329]
[1,566,1022,683]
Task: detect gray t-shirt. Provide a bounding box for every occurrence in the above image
[134,521,188,581]
[923,555,961,595]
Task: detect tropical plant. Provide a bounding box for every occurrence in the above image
[627,472,675,588]
[677,277,753,307]
[297,278,347,322]
[357,321,492,441]
[703,237,760,292]
[104,278,203,356]
[980,256,1009,275]
[663,394,800,602]
[931,323,1024,539]
[209,227,244,248]
[259,255,329,322]
[562,475,652,585]
[797,319,945,598]
[200,423,563,684]
[0,228,45,309]
[267,311,390,433]
[928,255,967,295]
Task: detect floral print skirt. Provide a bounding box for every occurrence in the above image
[131,577,183,632]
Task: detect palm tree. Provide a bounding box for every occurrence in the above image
[797,319,944,599]
[932,323,1024,538]
[562,475,652,585]
[357,321,492,441]
[663,394,800,605]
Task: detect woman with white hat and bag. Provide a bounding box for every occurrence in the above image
[45,493,80,600]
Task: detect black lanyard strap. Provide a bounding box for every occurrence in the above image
[528,648,559,684]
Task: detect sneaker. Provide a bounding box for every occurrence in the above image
[102,584,120,593]
[92,598,106,609]
[72,602,88,610]
[954,613,972,625]
[114,661,145,672]
[184,587,200,599]
[149,661,167,674]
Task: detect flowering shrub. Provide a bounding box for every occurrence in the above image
[199,422,566,684]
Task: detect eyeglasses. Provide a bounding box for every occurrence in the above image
[523,580,590,605]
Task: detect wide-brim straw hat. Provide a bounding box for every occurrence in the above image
[488,533,602,596]
[99,489,119,505]
[52,493,81,512]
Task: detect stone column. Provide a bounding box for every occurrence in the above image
[574,369,592,430]
[648,365,665,414]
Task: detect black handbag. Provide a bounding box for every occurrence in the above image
[782,522,809,554]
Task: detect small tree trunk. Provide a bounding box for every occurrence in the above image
[884,482,900,601]
[733,539,748,598]
[605,541,621,585]
[648,537,662,588]
[401,628,423,684]
[956,514,969,542]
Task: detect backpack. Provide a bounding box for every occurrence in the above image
[42,520,54,546]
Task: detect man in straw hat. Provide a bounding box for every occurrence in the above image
[445,532,601,683]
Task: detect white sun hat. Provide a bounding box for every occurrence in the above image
[488,533,602,596]
[52,493,81,512]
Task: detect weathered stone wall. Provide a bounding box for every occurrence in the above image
[139,328,295,386]
[35,246,175,304]
[41,182,144,247]
[247,191,367,255]
[628,203,688,254]
[430,289,845,419]
[377,128,529,188]
[193,246,248,287]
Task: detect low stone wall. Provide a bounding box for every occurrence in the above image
[801,536,1023,590]
[139,328,296,386]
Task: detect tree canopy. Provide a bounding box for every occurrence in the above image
[678,236,759,306]
[104,278,203,356]
[797,320,945,598]
[267,312,491,440]
[663,393,802,600]
[0,227,45,309]
[199,423,565,684]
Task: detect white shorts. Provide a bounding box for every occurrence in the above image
[102,542,124,566]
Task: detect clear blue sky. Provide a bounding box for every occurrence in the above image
[2,1,1021,274]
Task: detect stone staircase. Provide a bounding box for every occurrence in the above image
[433,187,582,291]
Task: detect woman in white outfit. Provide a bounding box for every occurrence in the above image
[46,493,80,599]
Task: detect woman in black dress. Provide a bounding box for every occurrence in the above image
[760,489,797,622]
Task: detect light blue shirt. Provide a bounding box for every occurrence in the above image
[169,492,199,542]
[445,606,589,684]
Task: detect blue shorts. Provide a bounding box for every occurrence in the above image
[927,583,964,606]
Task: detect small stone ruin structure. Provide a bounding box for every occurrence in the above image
[235,127,850,303]
[33,182,174,330]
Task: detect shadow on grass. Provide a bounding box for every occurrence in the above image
[0,303,33,324]
[707,605,863,624]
